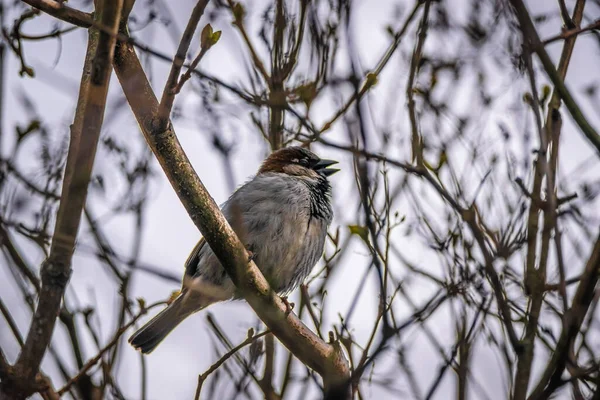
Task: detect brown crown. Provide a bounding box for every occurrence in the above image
[258,146,318,174]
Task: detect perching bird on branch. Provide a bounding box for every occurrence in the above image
[129,146,338,353]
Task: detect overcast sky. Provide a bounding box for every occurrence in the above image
[2,0,600,399]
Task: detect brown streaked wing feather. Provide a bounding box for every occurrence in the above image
[184,238,206,278]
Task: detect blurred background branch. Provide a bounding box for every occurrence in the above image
[0,0,599,398]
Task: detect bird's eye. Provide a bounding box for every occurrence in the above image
[298,158,309,166]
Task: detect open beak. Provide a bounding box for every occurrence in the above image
[313,159,340,177]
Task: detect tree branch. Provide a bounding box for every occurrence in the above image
[511,1,586,397]
[112,29,350,397]
[194,329,271,400]
[56,302,164,396]
[0,1,123,397]
[543,19,600,45]
[19,0,93,27]
[407,0,430,166]
[509,0,600,155]
[529,232,600,399]
[155,0,210,131]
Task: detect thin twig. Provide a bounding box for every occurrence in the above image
[510,1,586,397]
[173,48,208,94]
[529,233,600,399]
[0,223,41,291]
[155,0,210,131]
[20,0,92,27]
[513,36,552,399]
[558,0,574,28]
[0,296,24,346]
[542,19,600,45]
[406,0,431,166]
[57,302,164,396]
[193,329,270,400]
[509,0,600,155]
[21,0,256,105]
[227,0,271,83]
[317,0,422,134]
[259,333,279,400]
[19,25,78,40]
[300,284,324,340]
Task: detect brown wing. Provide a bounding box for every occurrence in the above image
[184,238,206,278]
[181,238,233,305]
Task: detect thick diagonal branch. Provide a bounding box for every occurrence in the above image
[21,0,351,394]
[113,33,350,396]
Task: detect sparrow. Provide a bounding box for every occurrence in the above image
[129,146,338,353]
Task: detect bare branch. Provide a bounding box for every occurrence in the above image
[407,0,431,166]
[529,232,600,399]
[194,329,271,400]
[56,302,165,396]
[0,296,24,347]
[19,0,93,27]
[155,0,210,131]
[543,19,600,45]
[112,29,350,396]
[509,0,600,155]
[0,1,123,397]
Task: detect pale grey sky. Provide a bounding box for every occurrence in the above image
[2,0,599,399]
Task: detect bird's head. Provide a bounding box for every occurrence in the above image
[258,146,339,179]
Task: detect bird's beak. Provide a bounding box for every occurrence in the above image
[313,159,340,176]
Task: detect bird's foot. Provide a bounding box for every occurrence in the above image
[246,246,255,263]
[281,296,295,315]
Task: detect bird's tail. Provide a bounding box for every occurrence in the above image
[129,295,195,354]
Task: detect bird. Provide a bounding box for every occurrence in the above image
[128,146,339,354]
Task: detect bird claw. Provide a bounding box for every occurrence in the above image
[281,296,294,315]
[246,248,255,263]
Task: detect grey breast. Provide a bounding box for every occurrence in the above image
[190,173,329,296]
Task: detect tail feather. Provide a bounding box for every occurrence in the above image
[129,296,194,354]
